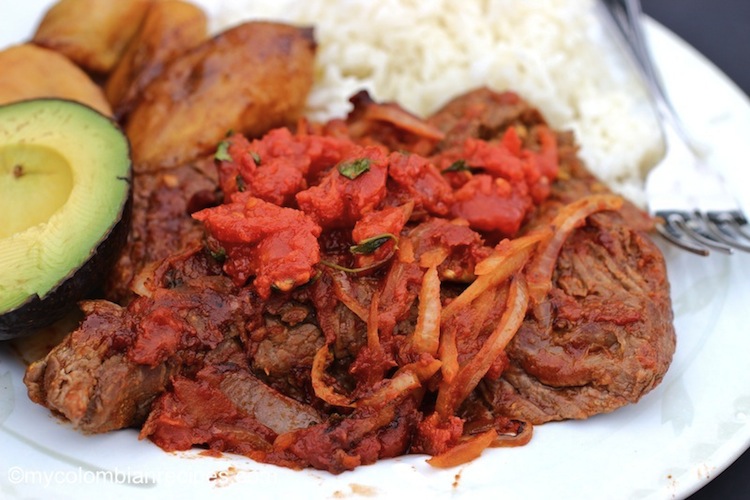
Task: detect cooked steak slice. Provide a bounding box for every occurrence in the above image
[482,209,674,423]
[105,157,219,303]
[140,359,323,460]
[25,275,258,433]
[24,300,172,433]
[427,86,547,148]
[479,135,674,424]
[216,368,322,435]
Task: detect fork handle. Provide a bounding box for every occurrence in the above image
[600,0,700,155]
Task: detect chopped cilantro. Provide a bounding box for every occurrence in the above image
[350,233,398,255]
[214,140,232,162]
[338,158,371,180]
[443,159,471,173]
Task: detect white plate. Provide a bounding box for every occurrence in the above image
[2,3,750,500]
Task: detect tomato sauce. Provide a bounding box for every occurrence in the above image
[193,93,559,300]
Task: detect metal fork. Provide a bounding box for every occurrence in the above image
[601,0,750,256]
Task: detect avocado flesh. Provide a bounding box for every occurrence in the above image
[0,99,131,334]
[0,144,74,237]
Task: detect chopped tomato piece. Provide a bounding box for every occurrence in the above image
[296,146,389,229]
[451,174,532,236]
[217,129,359,206]
[387,152,454,216]
[192,193,321,298]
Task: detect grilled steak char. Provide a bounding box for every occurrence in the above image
[24,87,675,472]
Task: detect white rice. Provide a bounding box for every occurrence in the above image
[210,0,664,206]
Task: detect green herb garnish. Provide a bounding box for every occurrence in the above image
[443,159,471,173]
[338,158,371,180]
[210,247,227,262]
[319,233,399,274]
[349,233,398,255]
[214,140,232,162]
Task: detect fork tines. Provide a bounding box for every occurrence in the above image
[655,210,750,256]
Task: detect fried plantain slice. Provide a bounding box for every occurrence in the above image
[0,44,112,116]
[125,21,316,172]
[32,0,156,74]
[105,0,208,120]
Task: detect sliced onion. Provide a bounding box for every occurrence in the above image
[438,322,459,385]
[427,429,498,468]
[526,194,623,304]
[436,274,529,419]
[130,261,159,298]
[364,103,446,141]
[330,272,369,323]
[130,243,205,297]
[367,290,381,351]
[442,231,543,322]
[311,345,356,408]
[356,370,421,408]
[418,247,449,268]
[473,229,549,276]
[395,355,442,382]
[491,421,533,448]
[397,235,416,263]
[410,265,441,356]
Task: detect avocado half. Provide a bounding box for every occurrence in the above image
[0,98,132,339]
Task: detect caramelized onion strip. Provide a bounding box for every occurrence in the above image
[356,358,440,410]
[364,103,446,141]
[356,370,422,408]
[395,356,442,382]
[442,232,544,322]
[438,323,459,385]
[330,272,370,323]
[311,345,356,408]
[367,290,381,351]
[436,274,529,419]
[410,265,441,356]
[427,429,498,468]
[491,421,534,448]
[526,194,623,304]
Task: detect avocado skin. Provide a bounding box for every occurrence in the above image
[0,189,132,340]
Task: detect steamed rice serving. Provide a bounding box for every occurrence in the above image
[212,0,663,206]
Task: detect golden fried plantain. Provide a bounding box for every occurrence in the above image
[125,22,316,172]
[105,0,208,120]
[32,0,156,74]
[0,44,112,116]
